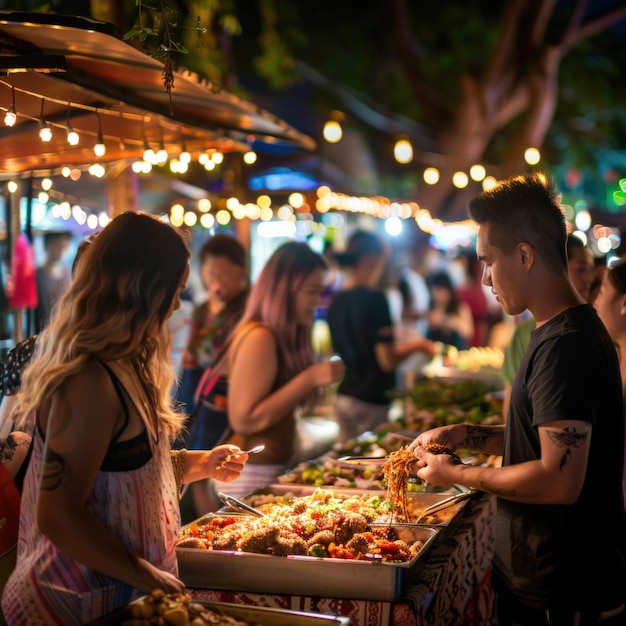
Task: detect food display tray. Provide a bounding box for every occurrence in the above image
[177,521,439,601]
[89,599,351,625]
[238,484,472,526]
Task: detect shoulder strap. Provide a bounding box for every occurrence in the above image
[100,362,131,442]
[195,322,267,401]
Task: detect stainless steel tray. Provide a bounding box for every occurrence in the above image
[177,522,439,601]
[89,598,351,625]
[237,485,472,526]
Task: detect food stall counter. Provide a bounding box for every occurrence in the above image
[183,493,495,626]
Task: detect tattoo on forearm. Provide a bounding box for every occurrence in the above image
[41,446,65,491]
[459,425,501,450]
[546,426,588,471]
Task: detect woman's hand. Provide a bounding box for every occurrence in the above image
[204,445,249,482]
[308,358,345,387]
[133,557,185,595]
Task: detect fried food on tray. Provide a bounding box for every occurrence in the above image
[176,489,426,563]
[123,589,260,625]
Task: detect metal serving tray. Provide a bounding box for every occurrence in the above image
[237,485,472,526]
[89,599,351,625]
[177,520,439,601]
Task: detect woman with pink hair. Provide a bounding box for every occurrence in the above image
[197,241,344,508]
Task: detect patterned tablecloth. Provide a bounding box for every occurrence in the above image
[189,494,496,626]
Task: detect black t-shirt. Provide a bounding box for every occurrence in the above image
[496,304,625,611]
[326,287,395,405]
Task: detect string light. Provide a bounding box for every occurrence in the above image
[243,150,257,165]
[38,98,52,142]
[4,86,16,127]
[94,109,106,157]
[394,138,413,164]
[156,127,168,165]
[323,120,342,143]
[142,120,156,163]
[65,103,79,145]
[179,139,191,163]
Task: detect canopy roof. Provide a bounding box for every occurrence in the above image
[0,11,315,178]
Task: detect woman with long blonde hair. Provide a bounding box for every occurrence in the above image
[2,212,248,625]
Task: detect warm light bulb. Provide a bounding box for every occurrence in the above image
[394,139,413,164]
[423,167,440,185]
[469,164,486,181]
[323,120,342,143]
[524,147,541,165]
[39,121,52,142]
[66,125,79,145]
[4,105,16,127]
[452,171,469,188]
[94,141,106,157]
[243,151,257,164]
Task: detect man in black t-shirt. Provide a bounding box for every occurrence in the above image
[411,173,626,625]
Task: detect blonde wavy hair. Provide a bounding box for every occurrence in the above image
[16,212,190,440]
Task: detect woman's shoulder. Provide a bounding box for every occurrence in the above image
[234,321,273,342]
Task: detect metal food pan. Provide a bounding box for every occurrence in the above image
[235,485,471,526]
[89,599,351,625]
[176,522,439,601]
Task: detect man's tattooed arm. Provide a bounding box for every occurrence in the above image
[546,426,589,471]
[458,425,504,452]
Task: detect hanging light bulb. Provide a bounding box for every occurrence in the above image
[66,103,79,146]
[4,86,16,127]
[243,150,257,165]
[94,109,106,157]
[394,138,413,164]
[38,98,52,142]
[323,120,342,143]
[179,139,191,163]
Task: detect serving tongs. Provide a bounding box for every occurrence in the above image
[217,492,266,517]
[336,455,389,466]
[414,489,478,522]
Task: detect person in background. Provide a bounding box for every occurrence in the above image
[205,241,345,505]
[178,234,249,438]
[592,258,626,518]
[183,235,249,513]
[327,230,437,445]
[500,233,595,420]
[0,234,97,495]
[34,231,72,332]
[1,213,249,625]
[424,270,474,350]
[412,173,625,625]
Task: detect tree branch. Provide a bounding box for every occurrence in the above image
[386,0,450,121]
[482,0,525,88]
[565,3,626,52]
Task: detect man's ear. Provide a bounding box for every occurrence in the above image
[517,242,535,269]
[619,294,626,317]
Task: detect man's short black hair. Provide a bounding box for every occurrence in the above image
[198,233,246,267]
